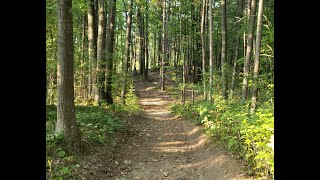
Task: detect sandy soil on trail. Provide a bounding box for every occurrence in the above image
[99,72,254,180]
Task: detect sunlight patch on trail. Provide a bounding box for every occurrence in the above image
[163,127,200,136]
[142,110,179,120]
[144,87,156,91]
[140,98,162,102]
[178,154,226,169]
[156,141,186,146]
[140,101,164,106]
[152,134,208,153]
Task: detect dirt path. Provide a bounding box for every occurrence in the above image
[107,73,253,180]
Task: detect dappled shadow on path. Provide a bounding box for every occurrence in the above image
[109,72,252,180]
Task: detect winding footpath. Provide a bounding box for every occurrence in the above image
[110,73,253,180]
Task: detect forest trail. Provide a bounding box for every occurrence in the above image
[103,71,253,180]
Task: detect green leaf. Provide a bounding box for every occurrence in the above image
[56,150,65,158]
[59,167,70,175]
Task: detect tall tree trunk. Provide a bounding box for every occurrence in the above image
[131,32,135,73]
[179,4,185,104]
[166,0,170,66]
[80,15,86,102]
[144,0,149,80]
[153,31,157,69]
[186,37,190,77]
[214,16,219,72]
[121,0,133,104]
[243,32,246,61]
[137,8,145,76]
[241,0,256,105]
[242,0,250,73]
[158,34,162,67]
[182,40,186,104]
[149,36,153,70]
[230,38,239,99]
[174,41,177,69]
[96,0,106,105]
[220,0,227,99]
[105,0,117,104]
[250,0,264,112]
[246,0,251,16]
[160,0,166,91]
[208,0,214,103]
[229,0,243,99]
[88,0,98,103]
[176,39,180,68]
[201,0,207,100]
[56,0,82,154]
[94,0,99,39]
[133,23,138,75]
[191,2,198,84]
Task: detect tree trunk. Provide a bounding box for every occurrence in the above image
[56,0,82,154]
[208,0,214,103]
[158,34,162,67]
[191,3,198,84]
[250,0,264,112]
[220,0,227,99]
[179,4,185,104]
[186,37,190,77]
[201,0,207,100]
[80,15,86,102]
[105,0,117,104]
[137,8,145,76]
[229,0,243,99]
[176,40,180,68]
[121,0,133,104]
[174,41,177,70]
[241,0,256,105]
[87,0,98,103]
[230,38,239,99]
[166,0,170,67]
[182,38,186,104]
[133,23,138,75]
[144,0,149,80]
[246,0,252,16]
[131,32,135,73]
[153,31,157,69]
[96,0,106,105]
[160,0,166,91]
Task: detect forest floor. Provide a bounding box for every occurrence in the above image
[77,71,254,180]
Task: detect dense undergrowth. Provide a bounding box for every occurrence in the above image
[171,93,274,179]
[46,85,140,179]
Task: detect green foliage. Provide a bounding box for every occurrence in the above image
[112,73,141,115]
[76,106,124,144]
[119,87,141,115]
[56,149,66,158]
[170,101,194,119]
[171,96,274,178]
[47,155,80,180]
[46,105,124,179]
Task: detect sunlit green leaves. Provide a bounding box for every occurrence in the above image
[171,94,274,178]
